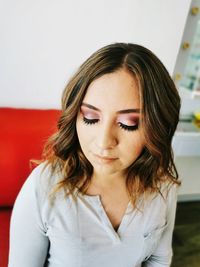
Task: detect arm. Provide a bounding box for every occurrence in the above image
[8,165,49,267]
[143,183,178,267]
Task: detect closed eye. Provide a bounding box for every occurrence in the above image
[83,117,99,125]
[118,122,139,131]
[82,117,139,131]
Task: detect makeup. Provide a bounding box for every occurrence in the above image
[80,105,140,131]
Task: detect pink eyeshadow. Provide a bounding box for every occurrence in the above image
[80,107,99,119]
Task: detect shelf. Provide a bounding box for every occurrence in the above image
[172,122,200,156]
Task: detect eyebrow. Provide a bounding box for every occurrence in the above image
[81,103,141,114]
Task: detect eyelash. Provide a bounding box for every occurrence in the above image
[82,117,139,132]
[83,117,99,125]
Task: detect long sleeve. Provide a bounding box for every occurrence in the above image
[143,183,178,267]
[8,165,49,267]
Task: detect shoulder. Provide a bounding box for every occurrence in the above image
[159,179,178,202]
[19,161,61,201]
[153,179,178,218]
[142,179,178,212]
[31,162,59,184]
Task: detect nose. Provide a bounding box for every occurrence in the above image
[95,121,118,151]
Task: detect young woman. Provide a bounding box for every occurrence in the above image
[9,43,181,267]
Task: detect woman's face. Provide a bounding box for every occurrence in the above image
[76,68,146,177]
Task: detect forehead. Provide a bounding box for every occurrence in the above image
[82,69,140,111]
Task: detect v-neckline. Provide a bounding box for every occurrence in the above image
[85,193,132,235]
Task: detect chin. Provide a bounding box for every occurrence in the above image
[93,164,122,176]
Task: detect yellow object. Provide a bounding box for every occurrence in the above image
[194,112,200,120]
[182,42,190,50]
[174,73,181,81]
[191,6,199,15]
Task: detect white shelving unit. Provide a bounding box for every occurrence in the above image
[172,122,200,156]
[173,125,200,202]
[172,0,200,201]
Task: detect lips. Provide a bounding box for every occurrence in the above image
[93,154,117,160]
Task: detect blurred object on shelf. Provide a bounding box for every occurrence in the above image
[194,111,200,128]
[194,111,200,120]
[177,121,200,132]
[174,0,200,100]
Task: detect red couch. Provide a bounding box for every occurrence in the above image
[0,108,60,267]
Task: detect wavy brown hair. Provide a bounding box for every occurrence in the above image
[41,43,181,209]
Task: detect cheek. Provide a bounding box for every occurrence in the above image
[124,133,145,157]
[76,120,93,148]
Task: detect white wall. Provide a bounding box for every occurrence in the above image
[0,0,191,109]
